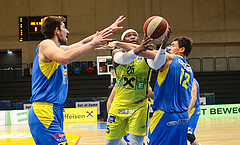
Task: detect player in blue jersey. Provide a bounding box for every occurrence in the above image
[188,78,201,145]
[28,15,125,145]
[147,33,194,145]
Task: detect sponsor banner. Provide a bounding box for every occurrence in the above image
[6,110,29,125]
[76,101,100,114]
[64,107,97,123]
[0,111,5,125]
[200,104,240,118]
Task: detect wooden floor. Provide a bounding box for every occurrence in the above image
[0,117,240,145]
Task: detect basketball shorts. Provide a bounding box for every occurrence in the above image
[106,103,150,140]
[147,109,189,145]
[28,102,68,145]
[188,106,201,135]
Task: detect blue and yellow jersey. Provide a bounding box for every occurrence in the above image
[194,78,200,107]
[110,57,152,112]
[30,44,68,106]
[153,55,194,113]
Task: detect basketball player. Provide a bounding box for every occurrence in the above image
[105,29,158,145]
[188,78,201,145]
[28,15,125,145]
[147,34,194,145]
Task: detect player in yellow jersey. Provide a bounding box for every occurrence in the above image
[103,29,164,145]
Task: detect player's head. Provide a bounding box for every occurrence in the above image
[168,36,192,57]
[41,16,69,45]
[121,29,139,44]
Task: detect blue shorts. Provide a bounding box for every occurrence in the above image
[147,110,188,145]
[188,106,200,135]
[28,102,68,145]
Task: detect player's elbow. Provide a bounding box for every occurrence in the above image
[58,56,72,65]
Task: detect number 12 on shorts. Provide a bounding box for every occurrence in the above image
[179,68,190,89]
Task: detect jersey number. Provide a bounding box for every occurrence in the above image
[180,68,190,89]
[127,66,134,74]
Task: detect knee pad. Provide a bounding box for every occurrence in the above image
[187,134,196,144]
[128,134,144,145]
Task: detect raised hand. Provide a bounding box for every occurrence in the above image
[134,35,153,55]
[91,30,113,47]
[161,27,172,49]
[108,15,126,32]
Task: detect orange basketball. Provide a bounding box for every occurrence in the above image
[143,16,169,41]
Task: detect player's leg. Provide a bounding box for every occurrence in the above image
[172,111,189,145]
[28,103,67,145]
[128,134,144,145]
[106,114,128,145]
[188,106,201,145]
[128,102,150,145]
[148,110,188,145]
[106,137,128,145]
[188,134,201,145]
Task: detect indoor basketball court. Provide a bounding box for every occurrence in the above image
[0,116,240,145]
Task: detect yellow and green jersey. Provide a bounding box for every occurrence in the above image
[110,57,152,113]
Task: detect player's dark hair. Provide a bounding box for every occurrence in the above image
[41,16,66,39]
[173,36,192,56]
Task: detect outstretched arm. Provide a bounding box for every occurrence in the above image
[61,15,126,50]
[112,36,154,65]
[40,30,113,65]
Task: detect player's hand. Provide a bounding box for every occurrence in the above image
[95,44,115,50]
[95,41,117,50]
[91,30,113,47]
[161,27,171,49]
[134,35,153,55]
[108,15,126,32]
[147,86,154,99]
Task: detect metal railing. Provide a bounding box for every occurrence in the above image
[188,56,240,72]
[0,56,239,78]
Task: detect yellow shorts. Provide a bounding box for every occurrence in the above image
[106,103,150,140]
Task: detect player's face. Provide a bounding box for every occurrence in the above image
[123,32,139,44]
[57,22,69,45]
[168,41,180,55]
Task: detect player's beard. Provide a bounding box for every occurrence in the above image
[58,36,67,45]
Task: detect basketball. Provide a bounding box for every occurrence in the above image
[143,16,169,41]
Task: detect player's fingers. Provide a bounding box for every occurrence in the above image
[102,38,113,42]
[117,16,126,24]
[143,37,152,45]
[102,33,113,39]
[115,15,123,22]
[145,44,154,49]
[143,34,147,40]
[95,31,100,36]
[114,27,123,31]
[101,29,112,36]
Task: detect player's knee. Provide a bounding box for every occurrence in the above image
[128,134,144,145]
[106,138,123,145]
[187,134,196,144]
